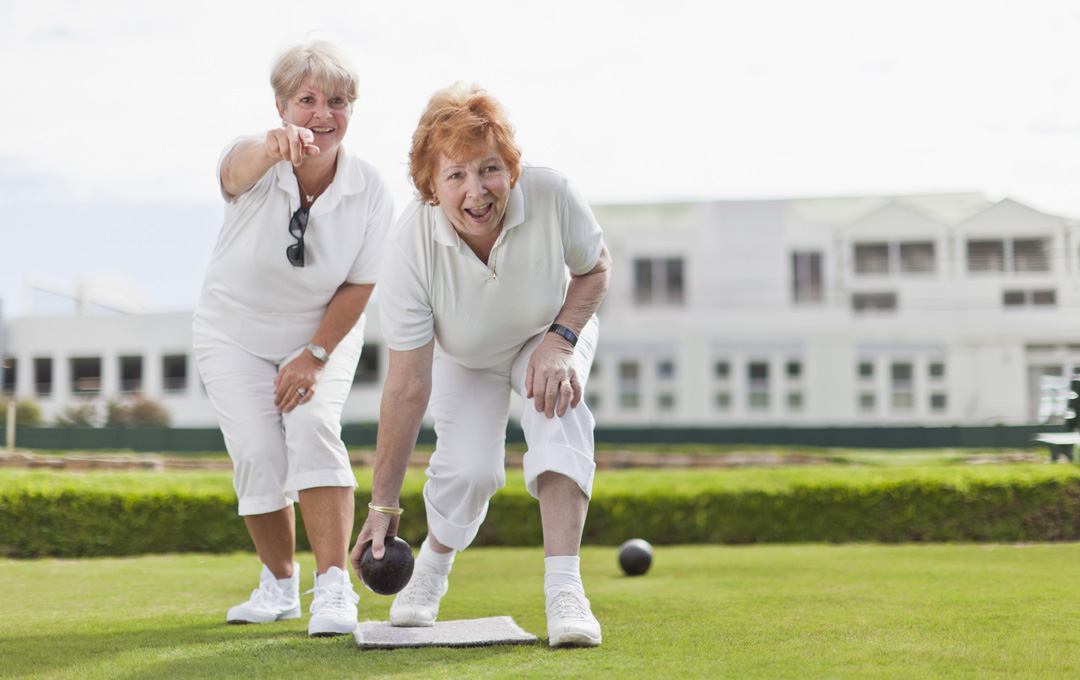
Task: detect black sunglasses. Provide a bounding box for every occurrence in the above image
[287,206,309,267]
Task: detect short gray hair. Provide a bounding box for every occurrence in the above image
[270,40,359,106]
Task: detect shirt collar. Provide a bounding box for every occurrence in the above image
[275,143,365,215]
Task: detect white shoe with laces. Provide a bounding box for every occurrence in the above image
[389,563,449,627]
[226,562,301,624]
[306,566,360,636]
[546,586,602,647]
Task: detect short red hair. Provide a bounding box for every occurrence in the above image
[409,83,522,205]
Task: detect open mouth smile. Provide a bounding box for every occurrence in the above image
[465,203,495,222]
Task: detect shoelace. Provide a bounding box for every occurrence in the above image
[304,580,360,611]
[398,567,446,606]
[548,588,591,620]
[247,580,286,608]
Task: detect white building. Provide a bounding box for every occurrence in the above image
[3,193,1077,428]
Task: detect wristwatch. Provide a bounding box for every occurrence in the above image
[305,343,329,363]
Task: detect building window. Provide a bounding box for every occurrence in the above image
[618,361,640,410]
[1033,290,1056,306]
[120,356,142,394]
[714,361,730,379]
[633,257,684,305]
[852,292,897,313]
[787,392,803,411]
[967,240,1005,272]
[34,358,52,397]
[899,242,935,273]
[748,392,769,410]
[786,361,802,379]
[854,243,889,274]
[792,251,823,303]
[858,361,874,380]
[71,357,102,395]
[1004,290,1056,308]
[657,360,675,380]
[859,392,876,412]
[930,393,947,412]
[892,392,915,410]
[855,241,935,275]
[968,237,1050,273]
[1013,239,1050,272]
[748,361,769,410]
[585,393,601,411]
[352,344,381,384]
[162,355,187,393]
[1,357,15,396]
[658,393,676,410]
[891,362,914,412]
[928,362,945,380]
[715,392,731,410]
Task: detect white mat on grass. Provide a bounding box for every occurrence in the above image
[354,616,537,649]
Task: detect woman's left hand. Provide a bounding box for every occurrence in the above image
[273,353,323,413]
[525,335,580,418]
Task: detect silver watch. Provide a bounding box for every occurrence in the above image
[305,343,329,363]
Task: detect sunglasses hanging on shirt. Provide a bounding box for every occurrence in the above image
[287,206,309,267]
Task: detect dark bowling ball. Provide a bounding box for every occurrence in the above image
[618,538,653,576]
[360,536,415,595]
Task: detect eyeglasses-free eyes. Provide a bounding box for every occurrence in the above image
[287,206,309,267]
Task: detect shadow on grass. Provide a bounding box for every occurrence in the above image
[8,618,539,679]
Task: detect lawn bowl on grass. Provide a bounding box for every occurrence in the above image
[359,536,414,595]
[618,538,653,576]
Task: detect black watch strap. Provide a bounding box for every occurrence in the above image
[547,323,578,347]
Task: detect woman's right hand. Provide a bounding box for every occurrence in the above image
[263,125,321,167]
[350,508,400,579]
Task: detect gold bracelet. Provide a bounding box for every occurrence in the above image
[368,502,404,516]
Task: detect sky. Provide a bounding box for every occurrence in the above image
[3,0,1080,316]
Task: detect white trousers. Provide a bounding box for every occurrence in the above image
[193,318,364,516]
[423,315,599,551]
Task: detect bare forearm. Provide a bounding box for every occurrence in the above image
[553,244,612,335]
[311,283,374,355]
[370,343,434,507]
[220,139,279,198]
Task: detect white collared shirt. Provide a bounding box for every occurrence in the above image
[379,165,603,369]
[194,135,394,357]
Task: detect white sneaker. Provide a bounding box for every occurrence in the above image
[389,563,449,627]
[306,566,360,636]
[546,586,602,647]
[226,562,301,624]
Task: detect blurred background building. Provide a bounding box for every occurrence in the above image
[2,192,1077,428]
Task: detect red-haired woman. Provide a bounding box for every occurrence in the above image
[350,82,611,648]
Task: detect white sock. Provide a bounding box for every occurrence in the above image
[418,537,456,574]
[544,555,584,596]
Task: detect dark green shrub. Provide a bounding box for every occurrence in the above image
[5,474,1080,558]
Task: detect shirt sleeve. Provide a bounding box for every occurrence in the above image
[561,177,605,275]
[346,169,395,285]
[378,203,436,352]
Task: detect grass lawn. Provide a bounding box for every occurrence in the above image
[5,543,1080,679]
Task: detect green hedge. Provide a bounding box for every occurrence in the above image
[4,473,1080,558]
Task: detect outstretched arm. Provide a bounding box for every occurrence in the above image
[351,340,435,572]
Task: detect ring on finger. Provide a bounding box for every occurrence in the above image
[297,388,307,397]
[559,380,571,388]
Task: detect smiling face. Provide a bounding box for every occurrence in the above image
[276,75,351,156]
[432,146,512,240]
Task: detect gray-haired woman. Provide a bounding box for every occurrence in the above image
[193,40,394,636]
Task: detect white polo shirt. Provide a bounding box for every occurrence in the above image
[194,135,394,357]
[379,165,603,369]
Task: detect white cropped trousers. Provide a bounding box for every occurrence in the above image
[423,315,599,551]
[193,319,364,516]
